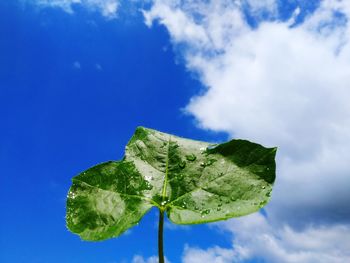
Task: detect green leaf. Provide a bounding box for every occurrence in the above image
[66,127,277,241]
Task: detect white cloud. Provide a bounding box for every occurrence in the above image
[132,255,158,263]
[144,0,350,225]
[183,245,235,263]
[143,1,210,50]
[132,255,170,263]
[183,213,350,263]
[143,0,350,262]
[33,0,119,18]
[144,0,248,52]
[245,0,278,18]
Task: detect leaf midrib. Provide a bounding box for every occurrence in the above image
[161,137,171,205]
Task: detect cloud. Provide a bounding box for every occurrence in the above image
[31,0,120,18]
[183,245,235,263]
[244,0,278,18]
[144,0,350,226]
[143,0,350,262]
[132,255,158,263]
[132,255,170,263]
[183,213,350,263]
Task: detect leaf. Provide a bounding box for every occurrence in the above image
[66,127,277,241]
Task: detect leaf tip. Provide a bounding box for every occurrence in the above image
[271,147,278,155]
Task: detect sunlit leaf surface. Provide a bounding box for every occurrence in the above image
[66,127,277,241]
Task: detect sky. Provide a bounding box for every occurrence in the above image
[1,0,350,262]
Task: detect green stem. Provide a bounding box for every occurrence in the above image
[158,209,165,263]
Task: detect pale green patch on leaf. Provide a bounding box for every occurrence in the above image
[66,127,277,241]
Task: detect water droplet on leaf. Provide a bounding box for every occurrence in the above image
[172,143,179,149]
[207,144,217,150]
[178,160,186,169]
[185,154,197,161]
[203,159,217,166]
[200,209,210,217]
[176,174,184,180]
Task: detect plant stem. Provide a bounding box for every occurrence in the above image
[158,209,165,263]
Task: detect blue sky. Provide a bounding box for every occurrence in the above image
[0,1,227,262]
[1,1,350,263]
